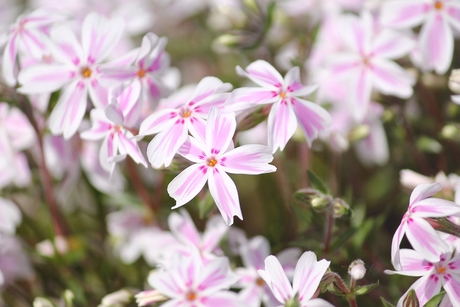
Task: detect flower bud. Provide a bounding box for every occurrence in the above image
[402,289,420,307]
[311,196,332,211]
[284,297,300,307]
[441,124,460,141]
[348,259,366,280]
[333,198,350,218]
[349,124,370,142]
[100,289,134,307]
[33,298,54,307]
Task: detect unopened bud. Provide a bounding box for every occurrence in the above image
[349,125,370,142]
[449,69,460,94]
[135,290,168,307]
[100,289,134,307]
[311,196,332,211]
[402,289,420,307]
[33,298,54,307]
[348,259,366,280]
[441,124,460,141]
[284,297,300,307]
[333,198,350,218]
[216,34,240,48]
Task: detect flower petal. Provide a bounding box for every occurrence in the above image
[168,209,201,247]
[240,236,271,270]
[147,120,188,168]
[117,131,147,167]
[206,107,236,156]
[189,76,232,106]
[208,168,242,225]
[201,215,229,252]
[201,292,242,307]
[99,133,119,172]
[443,273,460,307]
[48,80,88,139]
[2,33,18,86]
[80,109,111,141]
[391,222,407,271]
[409,182,442,205]
[178,136,207,163]
[419,13,453,74]
[259,255,292,304]
[293,252,330,303]
[219,145,276,175]
[406,217,448,263]
[49,25,84,66]
[284,66,318,97]
[445,3,460,32]
[17,64,74,94]
[226,88,278,113]
[237,60,284,89]
[380,0,431,28]
[349,67,372,121]
[139,108,178,136]
[267,100,297,153]
[168,164,208,208]
[412,198,460,218]
[371,29,415,59]
[200,257,239,295]
[105,99,124,126]
[370,58,414,98]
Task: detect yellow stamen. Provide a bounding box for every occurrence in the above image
[182,110,191,118]
[208,158,217,167]
[434,1,443,10]
[81,67,92,78]
[186,292,197,301]
[437,267,446,274]
[256,277,265,286]
[138,69,146,78]
[280,92,286,99]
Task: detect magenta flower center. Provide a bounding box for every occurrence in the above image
[256,277,265,286]
[137,68,146,78]
[437,266,446,274]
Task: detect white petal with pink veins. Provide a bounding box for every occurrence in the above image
[219,145,276,175]
[380,0,431,28]
[419,12,453,74]
[371,58,414,98]
[168,164,208,208]
[237,60,284,89]
[48,80,88,139]
[147,121,188,168]
[205,107,236,155]
[18,64,75,94]
[208,168,242,225]
[258,255,292,303]
[292,97,331,147]
[268,100,297,153]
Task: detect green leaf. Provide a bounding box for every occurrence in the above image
[354,280,379,296]
[198,191,215,219]
[381,297,396,307]
[307,170,329,194]
[423,292,446,307]
[329,227,358,252]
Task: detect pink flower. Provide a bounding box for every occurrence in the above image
[0,234,33,288]
[391,183,460,270]
[327,11,415,121]
[235,235,301,307]
[0,198,21,235]
[386,248,460,306]
[229,60,331,152]
[80,88,147,172]
[2,8,64,86]
[167,107,276,225]
[380,0,460,74]
[18,12,124,139]
[139,77,232,168]
[101,32,173,110]
[142,248,241,307]
[258,251,333,307]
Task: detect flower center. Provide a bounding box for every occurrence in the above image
[256,277,265,286]
[434,1,443,10]
[186,291,197,301]
[280,91,286,99]
[138,69,146,78]
[207,158,218,167]
[437,266,446,274]
[179,107,192,118]
[81,67,92,78]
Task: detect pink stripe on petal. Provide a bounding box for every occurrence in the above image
[399,249,433,272]
[291,98,331,147]
[262,256,292,303]
[139,108,178,136]
[446,3,460,32]
[206,108,236,155]
[370,58,414,98]
[208,169,242,225]
[168,210,201,246]
[413,198,460,217]
[2,34,18,86]
[178,136,207,163]
[147,121,188,168]
[226,88,277,112]
[167,164,208,208]
[219,145,276,175]
[406,217,447,262]
[413,274,442,306]
[443,273,460,307]
[391,222,407,270]
[349,68,372,121]
[267,100,297,153]
[380,1,431,28]
[188,116,207,143]
[88,78,109,109]
[117,132,147,167]
[243,60,284,89]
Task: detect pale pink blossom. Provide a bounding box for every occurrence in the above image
[235,235,301,307]
[0,234,33,288]
[391,183,460,270]
[139,77,232,168]
[229,60,331,152]
[380,0,460,74]
[279,0,363,22]
[101,32,173,110]
[168,107,276,225]
[168,209,229,261]
[386,248,460,306]
[0,198,21,235]
[258,251,333,307]
[143,248,241,307]
[2,8,64,86]
[327,11,415,121]
[81,86,147,172]
[18,12,124,139]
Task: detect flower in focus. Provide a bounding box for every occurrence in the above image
[167,107,276,225]
[229,60,331,152]
[380,0,460,74]
[391,182,460,270]
[385,248,460,306]
[258,251,333,307]
[139,77,232,168]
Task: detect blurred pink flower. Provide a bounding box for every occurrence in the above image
[380,0,460,74]
[391,183,460,270]
[18,12,124,139]
[229,60,331,152]
[0,234,33,288]
[258,251,332,307]
[139,77,232,168]
[0,198,21,235]
[168,107,276,225]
